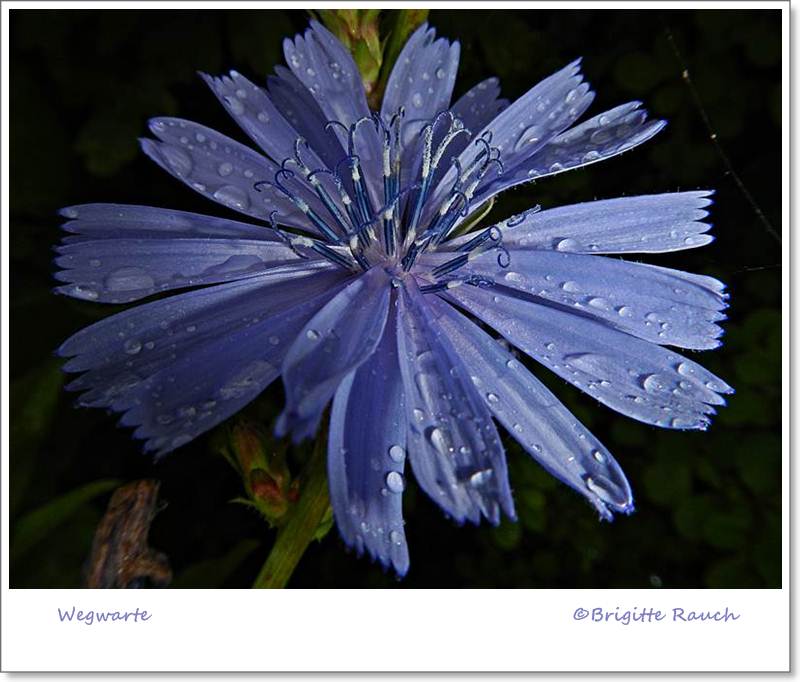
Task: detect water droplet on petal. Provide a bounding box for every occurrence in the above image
[227,97,245,116]
[212,185,250,211]
[435,67,446,79]
[389,530,403,546]
[268,335,280,346]
[486,392,499,403]
[561,280,581,293]
[218,162,233,177]
[514,124,544,151]
[554,237,580,251]
[385,471,405,493]
[124,339,142,355]
[469,468,493,487]
[306,329,320,341]
[412,92,423,108]
[582,150,601,162]
[105,267,155,292]
[388,444,406,463]
[161,146,192,176]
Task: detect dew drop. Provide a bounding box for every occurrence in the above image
[592,449,605,463]
[124,339,142,355]
[217,162,233,177]
[268,335,280,346]
[486,392,499,403]
[426,426,454,455]
[105,267,155,292]
[306,329,320,341]
[411,92,423,108]
[389,530,403,546]
[514,124,544,151]
[582,150,601,162]
[642,374,665,393]
[469,468,493,487]
[212,185,250,211]
[587,296,610,310]
[385,471,405,493]
[388,444,406,462]
[504,271,524,284]
[561,280,581,293]
[412,408,425,422]
[161,146,193,176]
[554,237,580,251]
[435,67,446,79]
[227,97,245,116]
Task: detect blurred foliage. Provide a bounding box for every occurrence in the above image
[10,9,780,588]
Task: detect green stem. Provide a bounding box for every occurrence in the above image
[252,431,330,589]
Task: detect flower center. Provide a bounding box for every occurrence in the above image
[252,108,510,291]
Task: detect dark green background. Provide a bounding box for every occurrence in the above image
[10,9,781,588]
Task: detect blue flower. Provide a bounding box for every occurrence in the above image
[56,22,732,576]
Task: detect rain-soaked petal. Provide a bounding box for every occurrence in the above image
[427,294,633,519]
[276,266,391,442]
[328,305,409,575]
[59,265,349,455]
[445,283,733,430]
[421,248,727,349]
[396,280,515,525]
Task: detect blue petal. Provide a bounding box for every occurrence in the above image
[445,283,734,431]
[396,280,515,525]
[380,24,460,122]
[55,204,308,303]
[427,59,593,221]
[283,21,383,202]
[450,77,509,136]
[267,65,347,170]
[59,264,349,456]
[200,70,319,168]
[283,21,371,139]
[475,102,665,202]
[447,191,715,254]
[427,294,633,520]
[421,249,727,350]
[276,266,391,442]
[140,117,319,232]
[328,304,409,575]
[58,203,288,242]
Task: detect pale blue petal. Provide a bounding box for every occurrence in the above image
[421,249,727,349]
[200,70,317,166]
[467,191,715,254]
[475,103,665,201]
[267,65,347,169]
[141,117,325,232]
[55,238,304,303]
[380,24,460,121]
[328,306,409,575]
[450,77,509,136]
[59,265,348,455]
[427,294,633,519]
[427,59,593,220]
[58,203,286,242]
[444,284,733,430]
[276,266,391,442]
[396,281,515,525]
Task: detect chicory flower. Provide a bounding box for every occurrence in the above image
[56,22,732,575]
